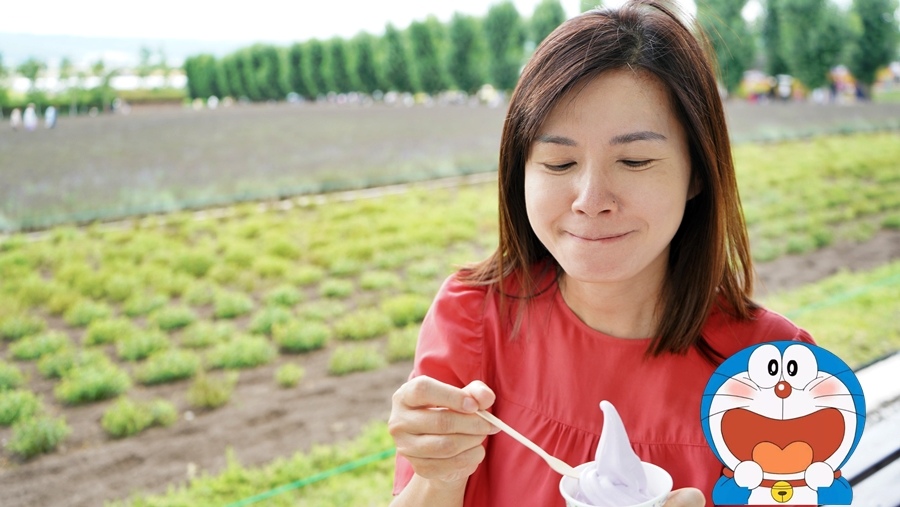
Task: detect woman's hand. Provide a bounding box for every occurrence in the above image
[664,488,705,506]
[389,376,498,489]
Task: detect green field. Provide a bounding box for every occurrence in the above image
[1,131,898,506]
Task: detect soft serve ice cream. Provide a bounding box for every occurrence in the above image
[572,401,655,506]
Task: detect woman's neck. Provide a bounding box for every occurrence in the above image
[558,272,664,339]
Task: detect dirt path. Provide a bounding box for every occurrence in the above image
[1,230,898,507]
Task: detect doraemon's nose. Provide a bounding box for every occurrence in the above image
[775,381,792,399]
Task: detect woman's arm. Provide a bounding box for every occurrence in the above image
[389,473,467,507]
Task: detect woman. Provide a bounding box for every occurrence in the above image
[389,2,814,506]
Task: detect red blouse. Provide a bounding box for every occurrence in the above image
[393,270,815,507]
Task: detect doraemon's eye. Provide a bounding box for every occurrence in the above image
[748,344,781,389]
[782,344,817,389]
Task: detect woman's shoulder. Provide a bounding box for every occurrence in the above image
[704,302,815,357]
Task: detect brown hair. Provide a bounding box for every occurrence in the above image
[460,0,757,359]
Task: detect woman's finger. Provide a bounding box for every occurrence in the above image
[664,487,705,507]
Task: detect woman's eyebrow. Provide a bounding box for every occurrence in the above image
[535,134,578,146]
[609,131,668,145]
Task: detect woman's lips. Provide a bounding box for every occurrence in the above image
[567,231,632,241]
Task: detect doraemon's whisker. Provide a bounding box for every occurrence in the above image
[813,393,853,399]
[814,405,862,416]
[703,406,750,420]
[715,394,755,401]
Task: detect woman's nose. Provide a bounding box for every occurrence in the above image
[571,169,618,217]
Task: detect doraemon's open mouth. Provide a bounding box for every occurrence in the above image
[721,408,844,474]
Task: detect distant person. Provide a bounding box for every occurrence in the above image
[23,104,38,131]
[45,106,57,129]
[10,108,22,131]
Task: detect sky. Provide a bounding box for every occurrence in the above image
[1,0,704,43]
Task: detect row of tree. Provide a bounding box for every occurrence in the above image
[183,0,566,101]
[700,0,899,97]
[185,0,898,103]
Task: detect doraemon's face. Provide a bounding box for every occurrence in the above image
[704,343,862,476]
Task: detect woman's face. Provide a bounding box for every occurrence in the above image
[524,68,693,289]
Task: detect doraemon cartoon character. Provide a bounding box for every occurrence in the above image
[701,341,865,504]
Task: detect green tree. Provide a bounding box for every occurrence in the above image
[847,0,899,98]
[59,57,74,82]
[531,0,567,47]
[221,54,245,98]
[307,39,335,96]
[484,1,526,91]
[18,57,46,91]
[383,23,417,93]
[448,13,489,94]
[697,0,755,94]
[762,0,790,76]
[328,37,357,94]
[352,32,383,94]
[183,54,220,100]
[212,58,230,98]
[286,42,316,98]
[247,44,287,100]
[779,0,848,90]
[408,17,450,94]
[234,49,262,100]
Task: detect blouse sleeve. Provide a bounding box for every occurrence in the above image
[392,273,488,495]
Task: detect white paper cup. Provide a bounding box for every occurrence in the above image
[559,461,673,507]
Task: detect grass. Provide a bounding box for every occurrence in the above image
[135,349,201,385]
[101,397,154,438]
[275,364,305,388]
[151,305,199,332]
[1,131,899,499]
[737,134,900,261]
[63,300,112,327]
[386,325,419,363]
[0,313,46,341]
[0,361,26,390]
[273,320,331,353]
[328,345,387,376]
[9,330,71,360]
[205,335,276,369]
[108,421,395,507]
[54,360,132,404]
[84,318,138,346]
[7,415,71,459]
[265,284,305,307]
[181,321,235,349]
[0,389,42,426]
[334,309,393,341]
[187,371,238,409]
[319,278,356,299]
[763,259,900,368]
[381,294,431,327]
[248,306,293,336]
[101,397,178,438]
[116,330,170,361]
[213,290,255,319]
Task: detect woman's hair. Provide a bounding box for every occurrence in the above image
[461,0,757,359]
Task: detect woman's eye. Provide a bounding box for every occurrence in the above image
[621,159,652,169]
[544,162,575,171]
